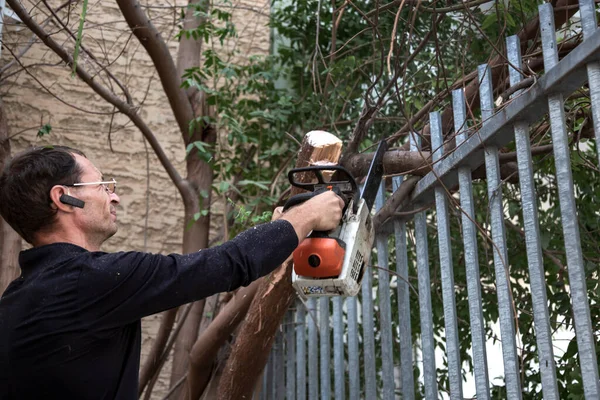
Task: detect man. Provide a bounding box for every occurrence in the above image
[0,145,344,399]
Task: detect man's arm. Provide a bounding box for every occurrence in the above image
[76,191,344,328]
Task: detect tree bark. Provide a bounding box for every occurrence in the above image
[138,310,177,395]
[186,280,260,399]
[344,149,432,178]
[170,300,205,399]
[170,0,215,396]
[0,215,20,295]
[216,130,343,399]
[0,98,20,295]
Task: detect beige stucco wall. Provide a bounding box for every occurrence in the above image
[1,0,270,397]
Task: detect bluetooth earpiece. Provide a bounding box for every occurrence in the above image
[59,194,85,208]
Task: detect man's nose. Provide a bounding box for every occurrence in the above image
[110,192,120,205]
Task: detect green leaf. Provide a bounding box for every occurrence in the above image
[37,124,52,137]
[563,337,578,359]
[218,181,230,193]
[238,180,270,191]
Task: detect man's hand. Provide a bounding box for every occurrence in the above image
[280,191,345,242]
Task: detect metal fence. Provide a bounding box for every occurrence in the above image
[259,2,600,398]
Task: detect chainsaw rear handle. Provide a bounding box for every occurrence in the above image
[282,187,347,213]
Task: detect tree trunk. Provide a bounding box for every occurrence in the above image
[186,280,261,399]
[170,0,215,396]
[0,98,20,294]
[217,131,342,399]
[138,309,177,395]
[170,300,205,397]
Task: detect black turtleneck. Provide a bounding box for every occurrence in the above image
[0,219,297,400]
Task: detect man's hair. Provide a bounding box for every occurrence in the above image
[0,145,86,244]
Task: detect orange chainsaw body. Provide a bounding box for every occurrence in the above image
[293,237,346,278]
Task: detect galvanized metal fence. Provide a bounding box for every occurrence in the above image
[259,2,600,398]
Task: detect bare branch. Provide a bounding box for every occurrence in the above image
[115,0,195,143]
[6,0,188,196]
[40,0,134,104]
[372,175,420,231]
[138,310,177,395]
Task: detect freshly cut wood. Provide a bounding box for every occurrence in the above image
[304,130,342,165]
[216,131,343,400]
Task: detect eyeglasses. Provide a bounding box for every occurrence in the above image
[64,179,117,194]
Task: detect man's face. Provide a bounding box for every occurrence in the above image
[70,154,120,243]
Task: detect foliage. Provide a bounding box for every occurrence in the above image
[219,0,599,398]
[37,123,52,137]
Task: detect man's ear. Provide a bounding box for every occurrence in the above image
[50,186,83,212]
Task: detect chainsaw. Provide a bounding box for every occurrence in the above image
[283,141,388,297]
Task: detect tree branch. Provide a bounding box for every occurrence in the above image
[187,281,261,399]
[138,310,177,395]
[115,0,195,142]
[343,149,432,178]
[372,175,420,231]
[41,0,134,105]
[6,0,189,198]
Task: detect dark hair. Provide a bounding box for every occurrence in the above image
[0,145,86,243]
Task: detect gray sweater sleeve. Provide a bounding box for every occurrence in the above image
[77,219,298,328]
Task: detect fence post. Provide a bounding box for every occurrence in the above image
[478,63,522,398]
[393,175,415,400]
[375,178,395,400]
[507,34,559,399]
[539,4,600,397]
[430,111,463,399]
[453,88,491,399]
[410,132,437,400]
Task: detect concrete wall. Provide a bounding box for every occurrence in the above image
[1,0,270,396]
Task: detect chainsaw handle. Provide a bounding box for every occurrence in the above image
[287,165,357,193]
[282,187,347,213]
[282,192,317,212]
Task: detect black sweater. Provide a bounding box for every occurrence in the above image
[0,219,298,399]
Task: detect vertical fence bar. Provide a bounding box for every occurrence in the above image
[478,64,522,398]
[307,298,319,400]
[579,0,600,166]
[539,4,600,397]
[319,297,330,400]
[265,350,274,400]
[260,362,267,400]
[286,310,296,399]
[332,297,345,400]
[411,132,437,400]
[347,296,360,400]
[275,328,286,399]
[375,180,396,400]
[430,112,463,399]
[453,88,491,399]
[296,299,306,400]
[507,34,559,399]
[362,236,377,399]
[393,175,415,400]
